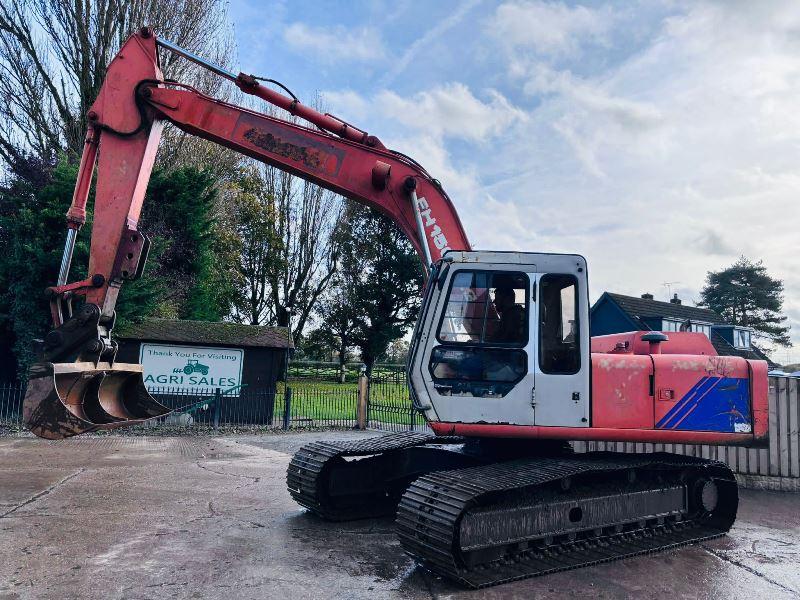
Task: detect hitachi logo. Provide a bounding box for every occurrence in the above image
[416,196,451,255]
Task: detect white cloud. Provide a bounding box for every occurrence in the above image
[313,3,800,360]
[376,85,527,142]
[283,23,385,63]
[490,0,614,57]
[322,83,527,249]
[526,66,663,132]
[325,83,527,143]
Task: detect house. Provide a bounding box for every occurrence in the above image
[591,292,776,366]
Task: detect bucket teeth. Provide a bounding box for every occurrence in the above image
[23,362,170,439]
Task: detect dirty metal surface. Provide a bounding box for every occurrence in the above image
[0,431,798,599]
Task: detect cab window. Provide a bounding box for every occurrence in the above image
[539,274,580,374]
[437,271,528,346]
[429,347,526,397]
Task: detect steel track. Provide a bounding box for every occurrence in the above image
[286,432,439,520]
[287,433,737,588]
[395,453,737,588]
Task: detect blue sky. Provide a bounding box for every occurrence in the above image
[228,0,800,362]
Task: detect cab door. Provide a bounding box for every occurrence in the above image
[531,269,590,427]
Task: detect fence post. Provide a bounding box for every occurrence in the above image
[283,385,292,430]
[213,388,222,430]
[357,366,369,430]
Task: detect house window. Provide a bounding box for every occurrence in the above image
[690,323,711,337]
[661,319,680,332]
[733,328,751,348]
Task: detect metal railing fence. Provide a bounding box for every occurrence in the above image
[0,382,362,432]
[366,379,428,432]
[288,361,405,384]
[0,382,25,434]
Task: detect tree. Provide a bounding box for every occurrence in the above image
[384,338,410,364]
[243,163,344,342]
[296,328,338,363]
[227,165,284,326]
[700,257,791,347]
[0,0,235,166]
[0,156,82,375]
[0,156,237,375]
[326,203,423,376]
[139,167,240,321]
[312,276,361,380]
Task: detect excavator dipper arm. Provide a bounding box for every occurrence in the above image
[24,29,470,439]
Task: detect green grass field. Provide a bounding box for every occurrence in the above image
[274,378,415,425]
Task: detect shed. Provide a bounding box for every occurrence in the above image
[116,318,293,390]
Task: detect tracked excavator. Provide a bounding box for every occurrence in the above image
[24,29,769,588]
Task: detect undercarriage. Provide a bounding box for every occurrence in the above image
[286,432,737,588]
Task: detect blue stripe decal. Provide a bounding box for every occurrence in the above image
[656,376,751,433]
[654,376,711,429]
[666,377,723,429]
[657,377,720,429]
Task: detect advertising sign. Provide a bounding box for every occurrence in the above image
[139,343,244,394]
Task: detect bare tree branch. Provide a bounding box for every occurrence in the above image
[0,0,236,166]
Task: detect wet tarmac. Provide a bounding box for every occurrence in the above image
[0,431,798,599]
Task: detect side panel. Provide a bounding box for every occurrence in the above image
[591,354,654,429]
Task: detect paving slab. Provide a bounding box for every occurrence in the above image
[0,431,797,599]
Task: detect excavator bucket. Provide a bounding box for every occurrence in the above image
[23,362,170,439]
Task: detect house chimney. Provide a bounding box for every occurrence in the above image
[670,293,681,305]
[641,293,654,300]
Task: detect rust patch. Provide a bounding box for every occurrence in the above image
[705,355,733,377]
[238,118,344,178]
[243,127,322,168]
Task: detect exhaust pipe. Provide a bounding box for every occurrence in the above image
[23,362,170,439]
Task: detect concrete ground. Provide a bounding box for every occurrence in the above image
[0,431,798,600]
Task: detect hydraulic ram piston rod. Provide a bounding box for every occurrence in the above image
[57,228,77,287]
[155,37,238,81]
[405,177,433,274]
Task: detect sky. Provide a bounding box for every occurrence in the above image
[227,0,800,363]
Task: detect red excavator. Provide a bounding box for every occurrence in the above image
[23,30,769,588]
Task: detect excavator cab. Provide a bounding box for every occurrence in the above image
[408,251,591,430]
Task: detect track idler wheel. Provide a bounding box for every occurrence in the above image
[23,362,170,439]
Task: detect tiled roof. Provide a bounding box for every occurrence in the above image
[117,318,293,349]
[606,293,725,326]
